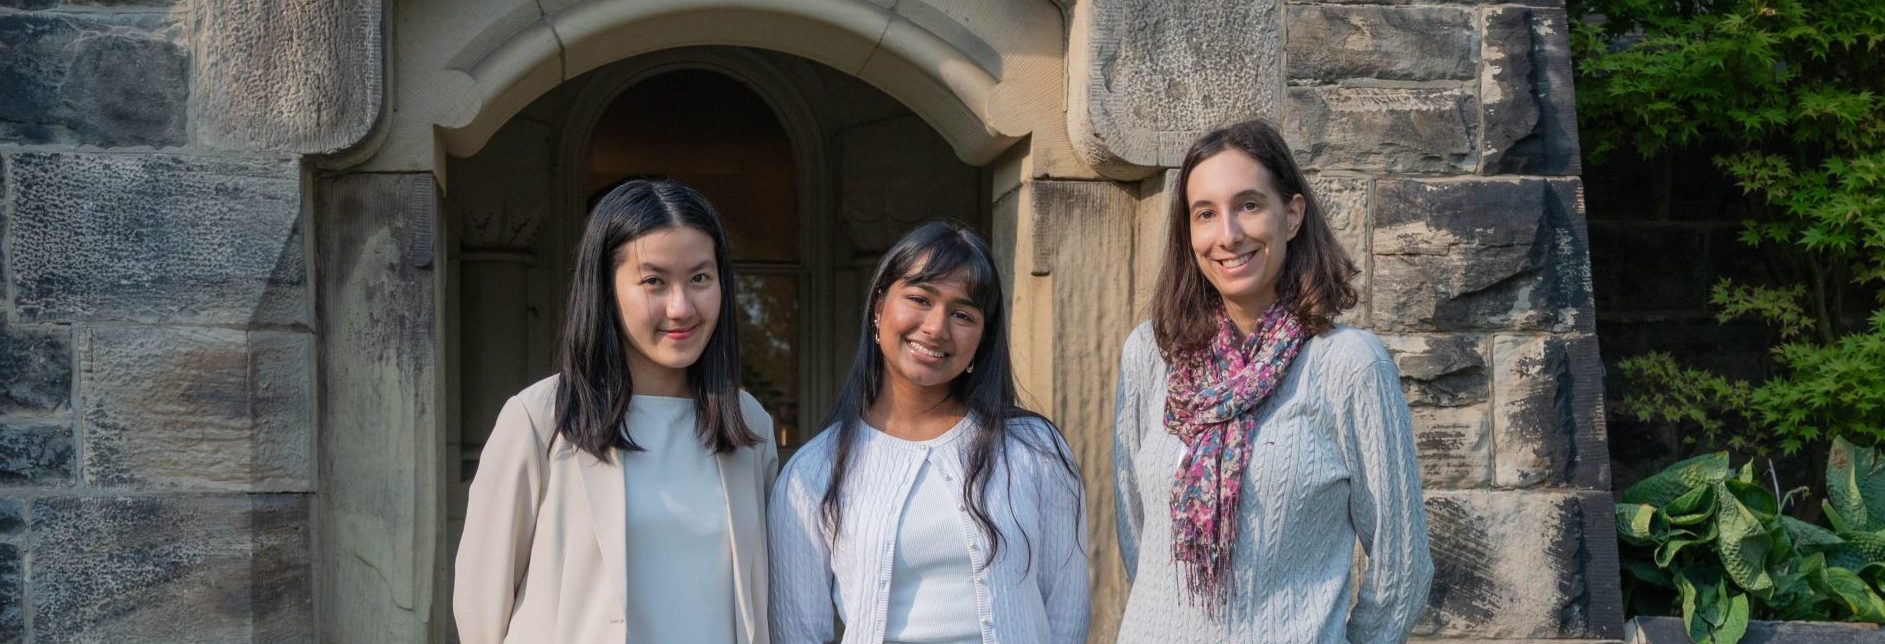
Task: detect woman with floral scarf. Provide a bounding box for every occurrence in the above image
[1112,119,1433,643]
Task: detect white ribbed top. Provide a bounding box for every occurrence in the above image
[769,415,1090,644]
[883,426,980,644]
[1113,322,1433,644]
[620,395,738,644]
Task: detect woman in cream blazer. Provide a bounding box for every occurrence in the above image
[455,180,779,644]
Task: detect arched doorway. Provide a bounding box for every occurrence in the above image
[442,47,986,635]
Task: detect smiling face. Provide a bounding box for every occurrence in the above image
[1185,149,1306,323]
[612,226,722,393]
[872,266,985,395]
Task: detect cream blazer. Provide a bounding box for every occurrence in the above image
[454,375,778,644]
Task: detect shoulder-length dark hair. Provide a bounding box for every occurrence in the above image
[553,179,759,461]
[1149,118,1359,356]
[820,222,1080,567]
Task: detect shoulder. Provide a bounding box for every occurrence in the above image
[1304,325,1393,372]
[1122,321,1159,364]
[777,423,841,490]
[512,374,563,434]
[1000,414,1079,476]
[737,389,775,438]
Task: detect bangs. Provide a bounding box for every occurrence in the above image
[894,236,998,311]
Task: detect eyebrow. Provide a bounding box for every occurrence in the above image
[911,282,981,310]
[1190,189,1269,210]
[638,260,716,273]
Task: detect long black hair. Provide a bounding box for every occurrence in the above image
[553,179,760,460]
[820,221,1081,567]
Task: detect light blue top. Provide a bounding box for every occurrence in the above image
[621,395,738,644]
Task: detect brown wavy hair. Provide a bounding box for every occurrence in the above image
[1149,119,1359,357]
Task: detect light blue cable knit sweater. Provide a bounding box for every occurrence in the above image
[1113,322,1433,643]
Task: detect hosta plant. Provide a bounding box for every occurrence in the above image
[1618,437,1885,643]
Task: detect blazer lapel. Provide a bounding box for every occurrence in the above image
[718,449,760,644]
[576,448,629,617]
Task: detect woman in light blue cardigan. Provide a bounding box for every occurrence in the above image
[769,222,1090,644]
[1113,119,1433,642]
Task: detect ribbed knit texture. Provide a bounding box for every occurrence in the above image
[769,416,1090,644]
[1113,322,1433,643]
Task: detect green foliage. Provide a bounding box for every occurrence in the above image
[1619,438,1885,641]
[1572,0,1885,453]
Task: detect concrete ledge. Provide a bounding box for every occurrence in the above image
[1627,616,1885,643]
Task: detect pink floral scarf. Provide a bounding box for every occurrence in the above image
[1163,304,1307,613]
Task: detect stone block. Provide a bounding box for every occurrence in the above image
[1417,491,1624,639]
[1309,174,1372,325]
[0,419,74,486]
[0,12,186,147]
[1492,334,1609,489]
[0,324,71,414]
[1286,6,1475,82]
[1069,0,1283,176]
[1286,87,1476,173]
[0,543,16,638]
[1381,333,1488,407]
[30,495,312,642]
[1479,7,1581,175]
[9,153,306,325]
[188,0,381,153]
[1371,178,1593,332]
[79,326,314,491]
[0,499,21,535]
[1412,404,1491,489]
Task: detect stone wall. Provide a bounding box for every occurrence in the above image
[1067,0,1622,640]
[0,0,379,641]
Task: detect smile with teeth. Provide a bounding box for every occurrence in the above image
[1216,251,1256,269]
[906,340,948,359]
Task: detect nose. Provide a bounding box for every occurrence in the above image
[664,286,695,321]
[918,305,947,338]
[1217,210,1246,249]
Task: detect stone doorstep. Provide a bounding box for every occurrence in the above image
[1627,616,1885,643]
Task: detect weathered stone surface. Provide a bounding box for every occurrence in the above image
[1492,334,1609,489]
[316,173,442,641]
[1069,0,1283,175]
[0,543,17,639]
[9,153,306,325]
[188,0,381,153]
[1480,7,1581,175]
[0,324,71,414]
[1286,6,1475,81]
[1417,491,1624,639]
[1286,87,1476,173]
[0,12,186,147]
[1412,404,1492,488]
[0,499,21,535]
[1381,333,1488,407]
[0,419,73,486]
[0,0,58,9]
[30,495,312,642]
[1309,174,1372,325]
[1372,178,1593,332]
[79,326,314,491]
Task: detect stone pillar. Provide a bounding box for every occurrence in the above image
[316,173,447,643]
[1070,0,1620,640]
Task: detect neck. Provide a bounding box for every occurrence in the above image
[625,351,689,397]
[1221,290,1278,336]
[866,377,963,441]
